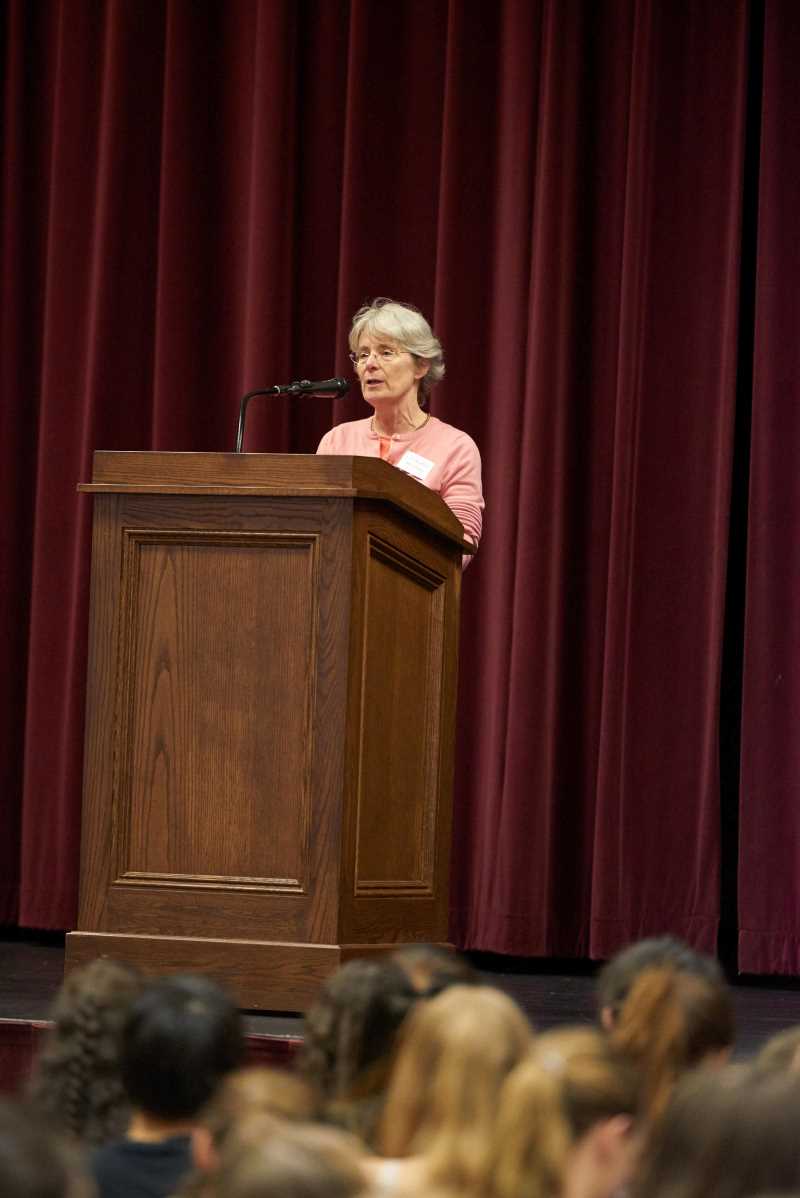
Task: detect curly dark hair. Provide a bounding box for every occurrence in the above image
[27,958,143,1146]
[297,959,417,1146]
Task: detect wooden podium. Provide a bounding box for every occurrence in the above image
[65,452,471,1010]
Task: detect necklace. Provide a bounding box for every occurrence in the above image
[371,411,431,437]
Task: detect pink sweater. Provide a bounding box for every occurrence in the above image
[317,415,484,551]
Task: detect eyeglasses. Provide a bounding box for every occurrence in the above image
[349,347,404,368]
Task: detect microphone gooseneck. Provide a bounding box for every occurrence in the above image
[234,376,350,453]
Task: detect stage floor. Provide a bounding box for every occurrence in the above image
[3,933,800,1058]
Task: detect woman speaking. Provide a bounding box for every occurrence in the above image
[317,298,484,555]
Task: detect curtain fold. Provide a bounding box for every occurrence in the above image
[450,0,747,956]
[738,1,800,974]
[0,0,790,969]
[588,1,749,956]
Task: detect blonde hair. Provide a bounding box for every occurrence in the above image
[349,298,445,398]
[482,1027,641,1198]
[379,985,532,1188]
[488,1056,570,1198]
[531,1028,641,1134]
[755,1025,800,1074]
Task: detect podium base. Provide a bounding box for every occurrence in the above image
[64,931,434,1011]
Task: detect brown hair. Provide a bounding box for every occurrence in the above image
[391,944,479,995]
[298,958,417,1147]
[203,1121,366,1198]
[609,965,734,1121]
[200,1067,315,1147]
[633,1064,800,1198]
[27,958,143,1146]
[596,937,724,1026]
[379,984,532,1188]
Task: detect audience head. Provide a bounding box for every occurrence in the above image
[634,1064,800,1198]
[379,983,533,1186]
[539,1028,641,1198]
[298,957,417,1143]
[608,965,734,1121]
[120,973,244,1121]
[27,956,143,1144]
[596,937,724,1031]
[755,1024,800,1073]
[483,1049,570,1198]
[485,1028,642,1198]
[0,1099,92,1198]
[202,1120,366,1198]
[191,1067,316,1174]
[391,944,479,996]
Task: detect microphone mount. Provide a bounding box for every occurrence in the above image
[234,377,349,453]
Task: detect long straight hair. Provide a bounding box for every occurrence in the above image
[379,985,532,1188]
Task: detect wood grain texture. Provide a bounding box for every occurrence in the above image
[80,451,472,553]
[118,529,316,889]
[353,536,445,895]
[65,932,341,1011]
[78,491,350,948]
[338,502,461,945]
[73,454,463,1009]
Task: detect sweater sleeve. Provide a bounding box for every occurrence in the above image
[440,432,484,557]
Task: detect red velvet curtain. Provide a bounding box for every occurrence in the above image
[738,2,800,974]
[0,0,788,969]
[449,1,747,956]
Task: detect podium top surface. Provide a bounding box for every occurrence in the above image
[80,451,473,553]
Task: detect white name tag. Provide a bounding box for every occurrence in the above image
[396,450,435,482]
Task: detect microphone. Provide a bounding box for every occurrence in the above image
[275,376,349,397]
[234,376,350,452]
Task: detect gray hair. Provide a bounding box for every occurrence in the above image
[349,298,445,399]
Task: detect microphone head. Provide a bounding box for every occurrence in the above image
[276,376,351,397]
[306,376,349,397]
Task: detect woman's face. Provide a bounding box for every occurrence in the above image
[354,331,428,408]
